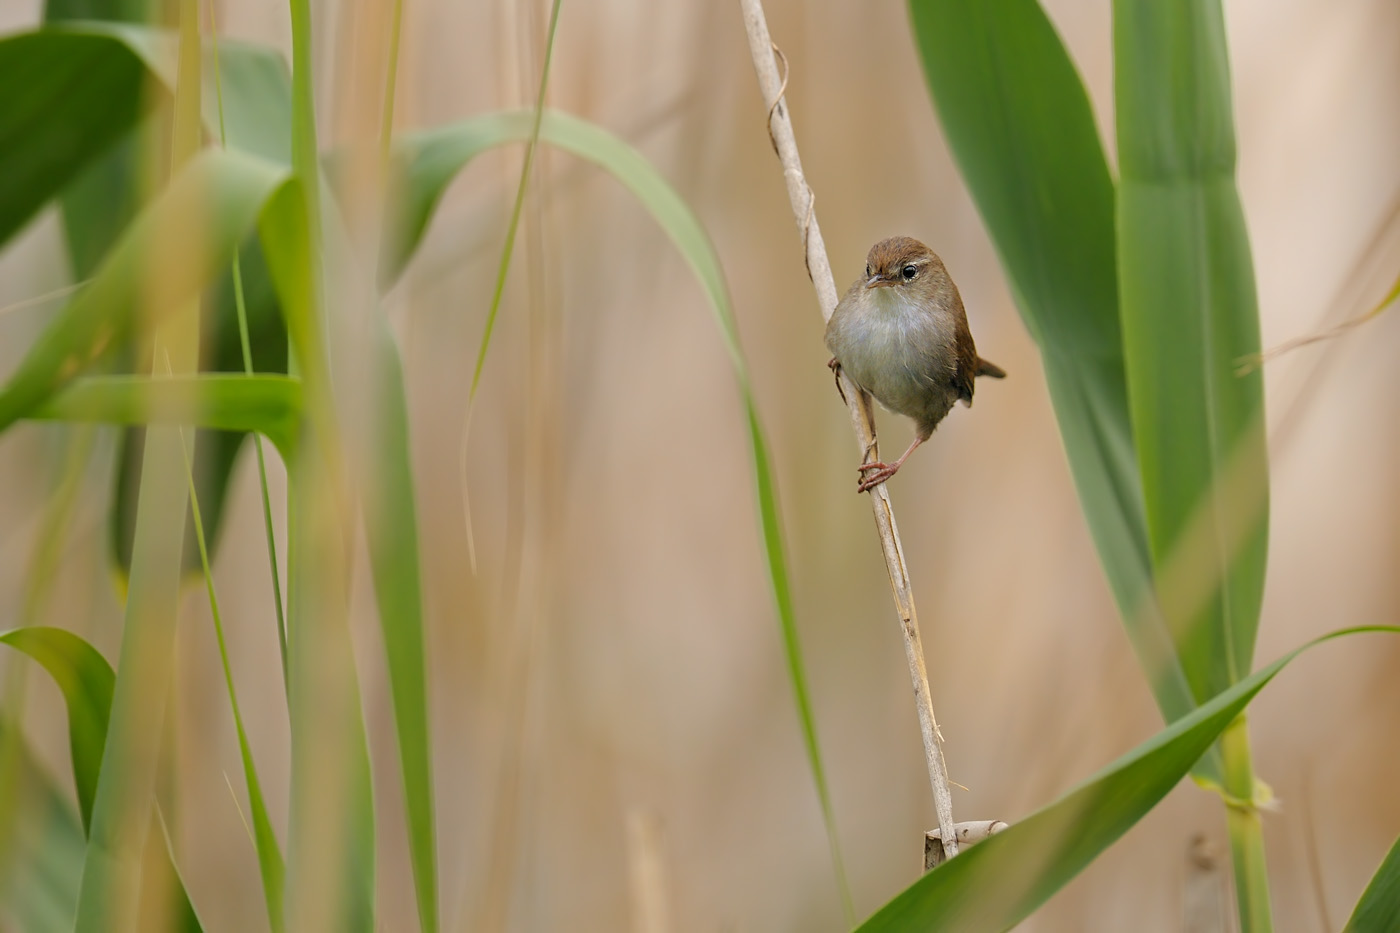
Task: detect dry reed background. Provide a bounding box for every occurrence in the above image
[0,0,1397,929]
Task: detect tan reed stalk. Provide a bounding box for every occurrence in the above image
[739,0,963,861]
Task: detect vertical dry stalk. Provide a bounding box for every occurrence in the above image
[738,0,960,859]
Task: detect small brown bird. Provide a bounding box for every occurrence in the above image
[825,236,1004,493]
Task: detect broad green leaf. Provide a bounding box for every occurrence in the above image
[52,23,291,166]
[43,0,149,23]
[43,0,165,278]
[384,108,850,906]
[0,628,114,833]
[1113,7,1272,926]
[1114,0,1269,705]
[1346,833,1400,932]
[906,0,1201,738]
[0,718,85,933]
[0,27,148,251]
[855,627,1398,932]
[31,374,302,459]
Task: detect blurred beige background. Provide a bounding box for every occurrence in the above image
[0,0,1397,930]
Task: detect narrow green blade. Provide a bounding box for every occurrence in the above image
[260,176,377,933]
[357,329,438,933]
[1114,0,1269,702]
[33,374,302,459]
[178,415,286,932]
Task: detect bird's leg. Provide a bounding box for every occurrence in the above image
[856,434,925,493]
[856,389,881,460]
[827,357,848,406]
[829,359,888,477]
[856,386,880,465]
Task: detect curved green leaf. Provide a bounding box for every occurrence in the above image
[1346,833,1400,933]
[0,148,288,434]
[0,634,202,930]
[855,627,1398,932]
[0,628,114,834]
[906,0,1201,742]
[384,109,850,906]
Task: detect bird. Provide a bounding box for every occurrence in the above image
[824,236,1004,493]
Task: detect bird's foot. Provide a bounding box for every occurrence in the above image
[855,460,899,493]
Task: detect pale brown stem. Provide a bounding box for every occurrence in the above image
[739,0,960,859]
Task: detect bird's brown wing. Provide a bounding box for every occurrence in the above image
[952,313,979,405]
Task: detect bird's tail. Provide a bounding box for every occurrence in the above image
[976,357,1007,379]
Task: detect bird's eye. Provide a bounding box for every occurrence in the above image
[865,264,872,277]
[901,264,918,281]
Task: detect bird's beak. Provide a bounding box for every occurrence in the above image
[865,275,891,289]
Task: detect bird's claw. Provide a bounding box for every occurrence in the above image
[827,357,848,406]
[855,460,897,493]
